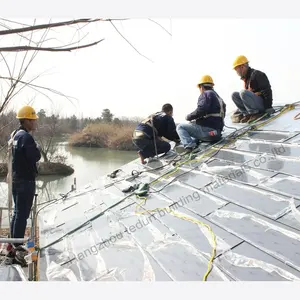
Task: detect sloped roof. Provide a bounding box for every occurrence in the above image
[37,106,300,281]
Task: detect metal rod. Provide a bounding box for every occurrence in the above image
[28,193,38,281]
[0,238,28,243]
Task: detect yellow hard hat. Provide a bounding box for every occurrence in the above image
[197,75,214,87]
[233,55,249,69]
[16,105,38,120]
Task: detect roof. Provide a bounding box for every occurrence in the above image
[37,105,300,281]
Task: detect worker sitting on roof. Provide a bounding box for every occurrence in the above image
[231,55,274,123]
[176,75,226,152]
[132,103,180,164]
[6,105,41,266]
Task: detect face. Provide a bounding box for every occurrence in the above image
[234,64,247,77]
[167,110,173,117]
[25,119,38,131]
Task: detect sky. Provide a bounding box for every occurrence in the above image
[1,17,300,123]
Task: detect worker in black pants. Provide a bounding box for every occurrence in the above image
[132,103,180,164]
[6,105,41,266]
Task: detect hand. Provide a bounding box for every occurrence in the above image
[35,142,41,150]
[255,92,262,96]
[185,115,190,121]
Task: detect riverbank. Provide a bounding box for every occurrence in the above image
[69,123,137,151]
[0,162,74,178]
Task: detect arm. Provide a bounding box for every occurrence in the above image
[250,71,273,102]
[164,116,180,141]
[186,94,210,121]
[21,133,41,164]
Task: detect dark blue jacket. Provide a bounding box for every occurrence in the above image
[136,112,179,141]
[186,89,226,131]
[11,127,41,181]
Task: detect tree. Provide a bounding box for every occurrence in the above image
[37,109,46,120]
[101,109,114,123]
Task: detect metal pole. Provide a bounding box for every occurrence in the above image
[28,193,38,281]
[0,238,28,243]
[32,194,38,281]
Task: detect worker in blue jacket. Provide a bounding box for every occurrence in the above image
[133,103,180,164]
[176,75,226,152]
[6,105,41,266]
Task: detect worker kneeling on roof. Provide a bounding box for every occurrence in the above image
[132,103,180,164]
[176,75,226,152]
[231,55,274,123]
[6,105,41,266]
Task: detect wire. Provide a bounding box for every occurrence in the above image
[38,103,294,279]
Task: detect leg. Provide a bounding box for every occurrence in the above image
[232,91,247,115]
[176,123,198,148]
[133,138,154,163]
[177,123,219,148]
[11,180,35,247]
[239,89,265,114]
[153,138,171,156]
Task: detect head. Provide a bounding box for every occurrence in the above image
[233,55,249,78]
[197,75,214,93]
[162,103,173,116]
[16,105,38,132]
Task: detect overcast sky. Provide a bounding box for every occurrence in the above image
[1,18,299,122]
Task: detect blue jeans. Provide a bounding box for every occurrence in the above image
[176,123,220,148]
[232,89,265,115]
[11,180,36,246]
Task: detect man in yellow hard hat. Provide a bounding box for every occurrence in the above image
[231,55,273,123]
[6,105,41,266]
[176,75,226,152]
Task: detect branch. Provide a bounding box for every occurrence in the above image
[0,18,103,36]
[109,20,153,63]
[0,39,104,52]
[147,18,172,36]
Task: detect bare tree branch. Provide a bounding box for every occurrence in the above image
[147,18,172,36]
[0,18,104,36]
[109,20,153,63]
[0,39,105,52]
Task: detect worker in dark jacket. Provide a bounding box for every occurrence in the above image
[231,55,273,123]
[6,105,41,266]
[133,103,180,164]
[176,75,226,152]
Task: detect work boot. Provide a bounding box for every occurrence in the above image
[240,115,251,123]
[14,245,28,267]
[231,113,243,123]
[182,146,196,155]
[247,113,265,123]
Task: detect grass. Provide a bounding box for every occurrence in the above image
[69,122,137,151]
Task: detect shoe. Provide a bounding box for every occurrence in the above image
[247,113,265,123]
[14,245,28,267]
[182,146,196,155]
[240,115,251,123]
[231,113,244,123]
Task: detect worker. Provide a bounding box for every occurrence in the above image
[176,75,226,152]
[231,55,273,123]
[6,105,41,266]
[132,103,180,164]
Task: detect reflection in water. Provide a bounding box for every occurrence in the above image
[0,143,137,206]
